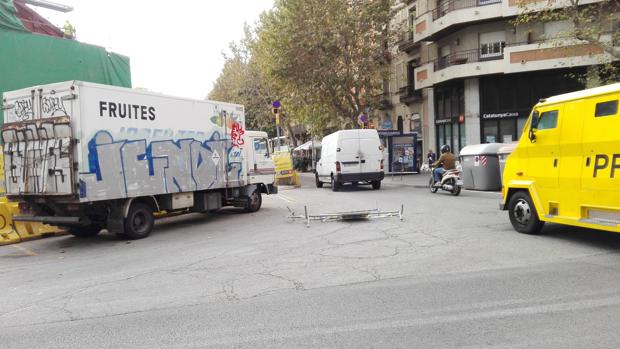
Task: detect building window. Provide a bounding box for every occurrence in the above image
[397,115,404,132]
[479,31,506,59]
[480,42,504,58]
[408,6,416,40]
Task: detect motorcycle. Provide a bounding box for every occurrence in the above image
[429,166,463,196]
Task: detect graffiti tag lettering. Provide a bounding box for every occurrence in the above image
[230,122,245,148]
[13,99,34,120]
[41,96,68,117]
[79,131,243,201]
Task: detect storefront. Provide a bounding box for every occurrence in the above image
[434,81,466,154]
[479,69,585,143]
[377,130,418,173]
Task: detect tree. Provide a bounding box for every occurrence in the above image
[513,0,620,85]
[254,0,395,127]
[208,26,277,137]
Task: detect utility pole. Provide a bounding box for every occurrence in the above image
[272,99,281,151]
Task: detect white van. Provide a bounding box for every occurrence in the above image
[315,129,384,191]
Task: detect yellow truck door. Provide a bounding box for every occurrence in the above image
[581,97,620,212]
[527,106,562,215]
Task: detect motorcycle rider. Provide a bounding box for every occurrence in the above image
[432,144,456,186]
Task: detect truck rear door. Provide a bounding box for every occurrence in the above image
[2,85,76,196]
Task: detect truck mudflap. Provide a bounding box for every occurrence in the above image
[12,215,90,226]
[267,183,278,194]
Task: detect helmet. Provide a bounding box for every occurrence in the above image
[440,144,451,153]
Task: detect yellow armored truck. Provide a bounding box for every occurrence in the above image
[501,83,620,234]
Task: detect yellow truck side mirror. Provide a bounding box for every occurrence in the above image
[528,110,539,143]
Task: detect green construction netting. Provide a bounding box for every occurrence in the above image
[0,0,27,32]
[0,30,132,123]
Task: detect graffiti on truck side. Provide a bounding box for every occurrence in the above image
[78,131,244,201]
[13,99,34,120]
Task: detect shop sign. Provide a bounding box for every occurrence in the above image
[435,118,452,125]
[481,111,520,120]
[458,114,465,123]
[377,130,402,136]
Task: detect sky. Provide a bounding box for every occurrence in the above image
[34,0,274,99]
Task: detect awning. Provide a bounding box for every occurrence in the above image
[293,140,320,152]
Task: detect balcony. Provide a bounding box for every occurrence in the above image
[432,0,502,21]
[413,40,611,89]
[435,48,503,71]
[398,86,423,105]
[398,32,421,54]
[413,0,504,42]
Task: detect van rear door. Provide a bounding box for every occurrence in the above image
[337,132,361,176]
[359,133,382,174]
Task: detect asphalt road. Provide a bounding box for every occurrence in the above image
[2,174,620,348]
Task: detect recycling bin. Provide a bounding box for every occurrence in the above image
[458,143,504,191]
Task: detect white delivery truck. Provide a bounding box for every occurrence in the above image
[1,81,277,239]
[315,129,384,191]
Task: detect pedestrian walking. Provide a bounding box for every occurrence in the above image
[427,149,436,164]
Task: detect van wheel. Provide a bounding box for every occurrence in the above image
[119,203,154,240]
[331,177,340,192]
[371,181,381,190]
[245,190,262,212]
[508,192,544,234]
[69,224,101,237]
[315,174,323,188]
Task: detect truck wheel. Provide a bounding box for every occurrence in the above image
[245,190,262,212]
[69,224,101,237]
[120,203,154,240]
[371,181,381,190]
[315,174,323,188]
[508,191,544,234]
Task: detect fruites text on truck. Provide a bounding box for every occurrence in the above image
[501,82,620,235]
[1,81,277,239]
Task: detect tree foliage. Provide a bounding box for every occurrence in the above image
[513,0,620,85]
[209,0,395,141]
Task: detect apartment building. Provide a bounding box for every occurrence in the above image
[373,0,430,171]
[384,0,618,156]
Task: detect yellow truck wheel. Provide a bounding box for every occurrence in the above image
[507,191,545,235]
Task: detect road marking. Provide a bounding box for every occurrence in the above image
[11,244,37,256]
[278,194,296,203]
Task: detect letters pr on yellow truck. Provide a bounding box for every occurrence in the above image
[501,82,620,234]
